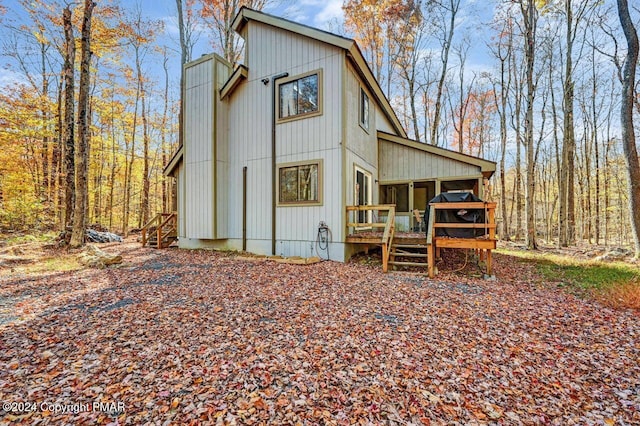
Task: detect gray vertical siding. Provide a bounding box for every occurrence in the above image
[215,59,230,238]
[342,61,400,206]
[184,58,214,239]
[224,21,345,257]
[378,140,481,181]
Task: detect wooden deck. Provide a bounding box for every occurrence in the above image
[346,205,396,272]
[346,231,425,245]
[426,202,497,278]
[346,202,497,277]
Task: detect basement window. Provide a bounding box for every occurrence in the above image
[278,160,322,206]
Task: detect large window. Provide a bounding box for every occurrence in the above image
[278,161,322,205]
[360,87,369,130]
[278,70,322,121]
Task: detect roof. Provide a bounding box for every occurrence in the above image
[377,131,496,179]
[163,145,183,177]
[230,7,407,138]
[220,65,248,100]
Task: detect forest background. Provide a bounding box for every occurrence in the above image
[0,0,639,254]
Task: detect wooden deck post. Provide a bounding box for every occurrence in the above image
[427,243,434,278]
[487,205,495,276]
[426,205,436,278]
[487,249,492,276]
[382,244,388,273]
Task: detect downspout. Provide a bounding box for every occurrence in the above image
[242,166,247,252]
[271,72,288,255]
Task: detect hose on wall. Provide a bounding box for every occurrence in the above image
[316,221,332,261]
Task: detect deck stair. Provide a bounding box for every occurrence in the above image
[141,212,177,249]
[146,229,177,248]
[389,243,428,268]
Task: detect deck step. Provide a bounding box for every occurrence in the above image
[147,235,177,249]
[389,260,428,267]
[391,251,427,258]
[392,245,428,250]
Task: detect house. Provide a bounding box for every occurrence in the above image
[163,7,496,263]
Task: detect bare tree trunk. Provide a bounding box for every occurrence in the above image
[39,32,51,209]
[585,118,592,244]
[616,0,640,257]
[547,42,562,247]
[515,124,523,240]
[450,41,473,153]
[93,132,105,224]
[122,85,139,237]
[55,77,64,229]
[176,0,187,149]
[62,6,75,229]
[108,98,116,230]
[560,0,576,246]
[522,0,537,250]
[603,77,616,247]
[508,173,516,232]
[70,0,95,248]
[590,38,601,245]
[430,0,459,146]
[122,9,149,236]
[140,88,150,227]
[490,22,512,240]
[508,38,524,241]
[161,51,170,212]
[407,68,420,141]
[498,89,509,240]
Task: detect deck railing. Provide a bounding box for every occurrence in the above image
[426,202,497,277]
[141,212,177,248]
[346,204,396,272]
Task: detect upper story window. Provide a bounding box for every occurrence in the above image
[360,87,369,131]
[277,70,322,122]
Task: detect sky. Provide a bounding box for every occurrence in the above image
[142,0,347,61]
[144,0,492,64]
[142,0,494,85]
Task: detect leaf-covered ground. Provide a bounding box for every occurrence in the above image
[1,242,639,425]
